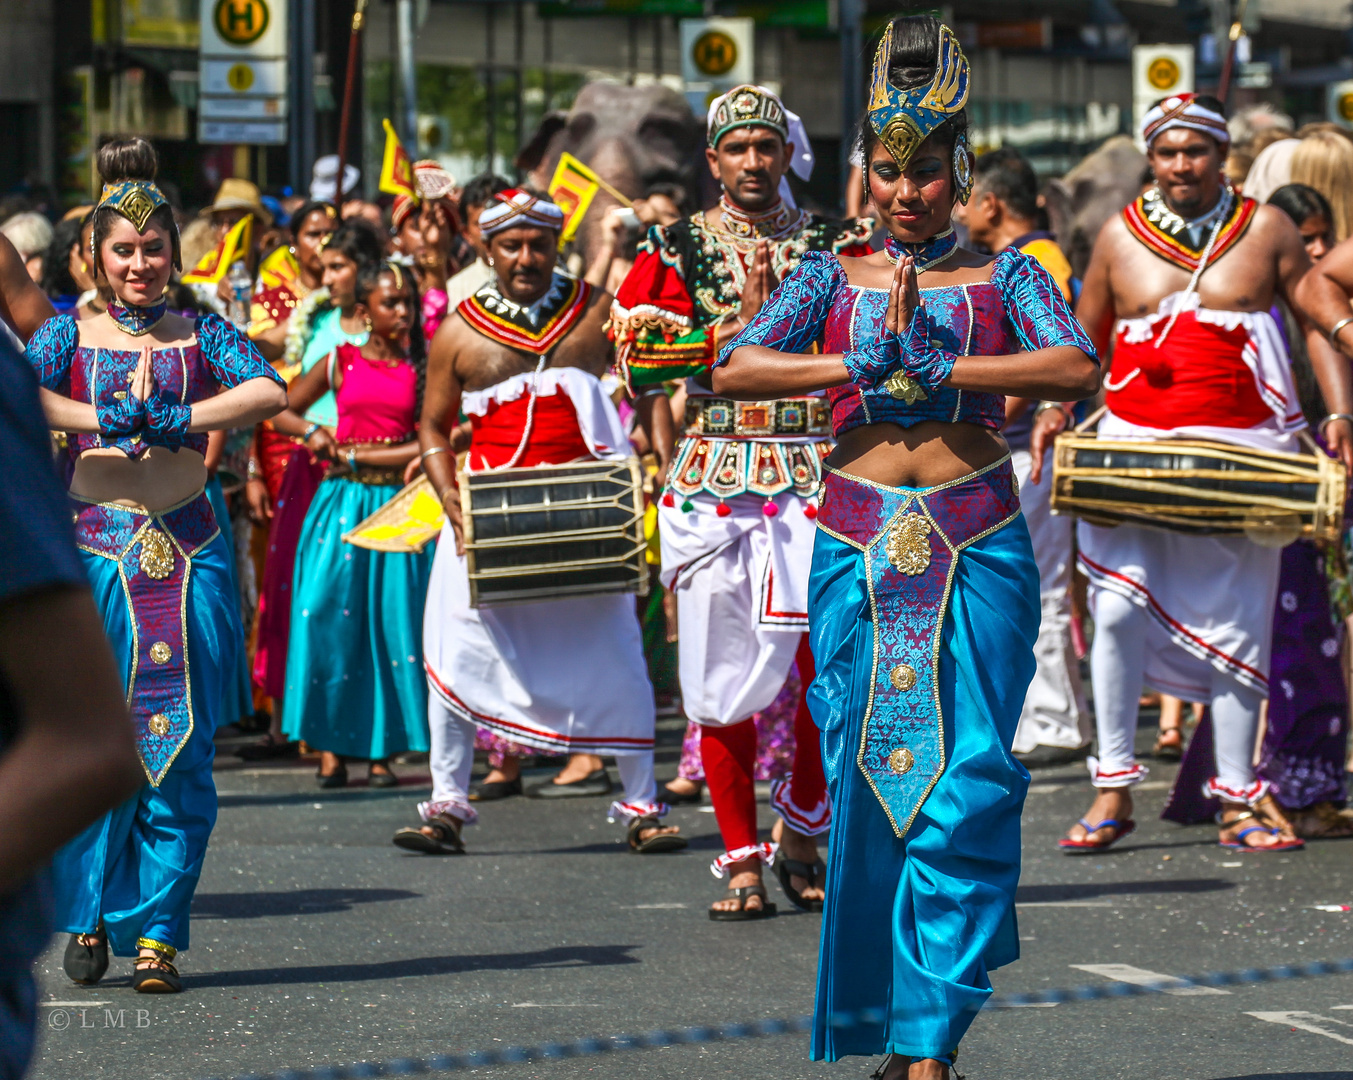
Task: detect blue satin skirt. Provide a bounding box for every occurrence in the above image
[808,509,1039,1062]
[206,476,253,725]
[49,531,236,957]
[280,477,433,759]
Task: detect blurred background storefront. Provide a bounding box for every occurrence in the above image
[4,0,1353,211]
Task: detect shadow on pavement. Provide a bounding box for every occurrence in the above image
[1210,1075,1353,1079]
[1016,877,1233,902]
[217,788,426,808]
[192,887,421,918]
[178,944,643,989]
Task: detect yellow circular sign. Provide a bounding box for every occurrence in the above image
[1338,93,1353,122]
[214,0,270,47]
[226,63,255,92]
[1147,56,1181,92]
[692,30,738,78]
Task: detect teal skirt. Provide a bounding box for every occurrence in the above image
[206,476,252,725]
[808,478,1038,1062]
[280,476,433,759]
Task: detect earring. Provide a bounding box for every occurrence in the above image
[487,257,494,267]
[363,315,374,333]
[952,133,974,205]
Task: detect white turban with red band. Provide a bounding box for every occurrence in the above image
[1141,93,1230,148]
[478,189,565,239]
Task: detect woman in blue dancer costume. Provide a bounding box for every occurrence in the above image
[713,17,1100,1078]
[26,137,287,994]
[276,262,433,786]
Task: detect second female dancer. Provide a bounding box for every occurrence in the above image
[714,16,1099,1078]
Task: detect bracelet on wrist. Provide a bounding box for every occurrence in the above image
[1318,412,1353,435]
[1034,401,1071,421]
[1328,316,1353,349]
[345,448,359,472]
[419,445,449,463]
[302,422,321,443]
[247,458,261,479]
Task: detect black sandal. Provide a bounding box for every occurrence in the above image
[63,931,108,985]
[708,884,777,921]
[131,952,182,994]
[626,815,688,854]
[656,782,703,806]
[316,760,348,789]
[775,855,826,912]
[392,813,465,855]
[367,760,398,788]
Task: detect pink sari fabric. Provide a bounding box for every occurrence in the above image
[677,661,803,782]
[252,447,325,697]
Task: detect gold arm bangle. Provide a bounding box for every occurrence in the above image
[419,446,449,463]
[1328,315,1353,348]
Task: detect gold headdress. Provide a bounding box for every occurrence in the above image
[95,179,181,271]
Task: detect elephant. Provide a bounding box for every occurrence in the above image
[515,81,706,269]
[1042,134,1149,281]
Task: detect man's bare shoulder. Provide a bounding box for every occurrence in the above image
[1092,209,1134,253]
[1245,202,1303,249]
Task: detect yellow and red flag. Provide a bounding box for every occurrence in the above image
[378,118,418,200]
[182,214,252,284]
[256,243,299,292]
[547,153,605,248]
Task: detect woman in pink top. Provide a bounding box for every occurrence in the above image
[275,263,433,788]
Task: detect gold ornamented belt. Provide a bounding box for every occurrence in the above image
[335,469,406,486]
[683,396,832,439]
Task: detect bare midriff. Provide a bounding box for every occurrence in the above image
[827,419,1008,490]
[70,447,209,512]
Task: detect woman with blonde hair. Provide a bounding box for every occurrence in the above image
[1291,130,1353,241]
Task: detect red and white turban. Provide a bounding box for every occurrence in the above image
[1141,93,1229,148]
[478,189,565,239]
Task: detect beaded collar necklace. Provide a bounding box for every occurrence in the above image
[716,195,797,241]
[884,228,959,274]
[107,297,168,336]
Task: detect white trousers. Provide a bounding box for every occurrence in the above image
[422,692,658,826]
[1010,448,1092,753]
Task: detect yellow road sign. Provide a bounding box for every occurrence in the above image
[213,0,270,47]
[692,30,738,78]
[1146,56,1181,91]
[226,63,254,91]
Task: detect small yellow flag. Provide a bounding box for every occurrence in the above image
[379,118,418,200]
[182,213,252,285]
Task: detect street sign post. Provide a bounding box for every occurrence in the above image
[679,17,754,120]
[1329,80,1353,130]
[1131,44,1194,149]
[199,0,288,146]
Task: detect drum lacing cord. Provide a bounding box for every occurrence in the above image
[497,353,550,471]
[1153,188,1231,349]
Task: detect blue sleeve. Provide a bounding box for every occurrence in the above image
[24,314,79,392]
[0,335,85,603]
[715,251,846,367]
[196,313,287,390]
[991,247,1099,364]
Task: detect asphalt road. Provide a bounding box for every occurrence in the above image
[26,714,1353,1080]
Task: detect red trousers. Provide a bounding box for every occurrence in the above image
[700,635,828,857]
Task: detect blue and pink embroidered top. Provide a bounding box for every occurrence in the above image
[716,246,1096,436]
[25,312,284,460]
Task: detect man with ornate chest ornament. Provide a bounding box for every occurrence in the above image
[391,190,684,858]
[1042,93,1353,856]
[609,85,873,919]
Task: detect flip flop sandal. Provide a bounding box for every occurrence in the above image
[1218,810,1305,853]
[1153,728,1184,761]
[469,777,523,801]
[775,855,826,912]
[392,815,465,855]
[63,932,108,985]
[656,783,703,806]
[1058,817,1136,855]
[627,815,689,854]
[708,884,777,922]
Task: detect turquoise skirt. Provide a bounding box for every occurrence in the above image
[50,519,235,957]
[808,466,1039,1062]
[206,476,253,725]
[280,476,433,759]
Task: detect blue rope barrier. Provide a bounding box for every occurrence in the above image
[201,956,1353,1080]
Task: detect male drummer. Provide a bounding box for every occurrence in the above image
[1034,93,1353,854]
[609,86,872,917]
[391,189,684,856]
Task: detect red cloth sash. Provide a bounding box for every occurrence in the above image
[469,392,592,469]
[1105,310,1273,430]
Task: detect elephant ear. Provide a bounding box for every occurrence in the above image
[515,111,570,173]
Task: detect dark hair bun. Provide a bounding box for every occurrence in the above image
[97,137,159,185]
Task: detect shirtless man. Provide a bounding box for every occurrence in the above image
[1034,94,1353,854]
[392,189,683,855]
[0,232,56,343]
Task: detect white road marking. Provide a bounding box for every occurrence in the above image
[1220,862,1244,868]
[1331,1005,1353,1010]
[1070,963,1230,996]
[1247,1011,1353,1045]
[1019,901,1115,908]
[624,902,688,909]
[43,1001,111,1007]
[986,1001,1059,1008]
[512,1002,603,1008]
[1311,904,1351,912]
